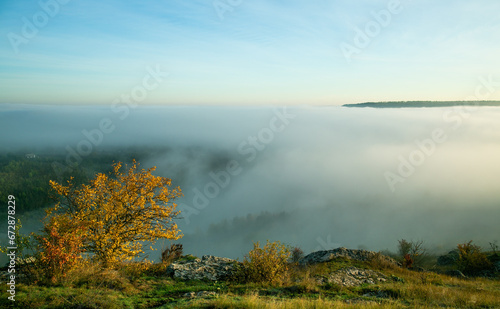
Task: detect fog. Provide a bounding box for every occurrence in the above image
[1,103,500,260]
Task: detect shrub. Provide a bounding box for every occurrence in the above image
[398,239,412,257]
[242,240,291,285]
[403,254,413,268]
[290,247,304,264]
[34,216,85,284]
[0,219,40,283]
[398,239,426,268]
[489,241,499,255]
[161,243,183,264]
[456,241,492,275]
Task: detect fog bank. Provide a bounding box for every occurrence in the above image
[1,104,499,259]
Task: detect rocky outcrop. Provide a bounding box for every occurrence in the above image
[302,248,396,287]
[316,267,388,287]
[299,247,397,266]
[437,250,459,266]
[166,255,240,281]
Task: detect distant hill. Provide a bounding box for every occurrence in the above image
[343,101,500,108]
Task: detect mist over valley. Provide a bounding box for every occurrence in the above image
[1,103,499,261]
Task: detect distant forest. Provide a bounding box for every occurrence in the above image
[343,101,500,108]
[0,147,165,215]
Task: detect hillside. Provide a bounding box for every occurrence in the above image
[343,101,500,108]
[3,247,499,308]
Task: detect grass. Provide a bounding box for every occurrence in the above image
[4,285,134,309]
[3,256,498,309]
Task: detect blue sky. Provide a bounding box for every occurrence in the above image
[1,0,499,105]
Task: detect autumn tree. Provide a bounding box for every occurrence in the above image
[398,239,426,268]
[49,160,182,267]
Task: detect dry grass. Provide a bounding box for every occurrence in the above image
[185,292,396,309]
[61,263,138,294]
[7,254,500,308]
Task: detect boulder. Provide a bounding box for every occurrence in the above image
[166,255,240,281]
[299,247,397,266]
[183,291,217,298]
[437,250,459,266]
[391,275,405,283]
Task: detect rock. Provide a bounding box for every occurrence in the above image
[362,291,389,298]
[167,255,241,281]
[391,275,405,283]
[183,291,217,298]
[299,247,397,266]
[316,267,388,287]
[196,291,217,298]
[345,297,379,305]
[183,292,196,298]
[444,270,466,278]
[437,250,459,266]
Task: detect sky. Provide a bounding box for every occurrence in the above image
[1,0,500,105]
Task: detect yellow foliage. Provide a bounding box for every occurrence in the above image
[49,160,182,267]
[243,240,291,285]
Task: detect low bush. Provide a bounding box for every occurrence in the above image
[242,240,291,285]
[456,241,493,275]
[161,243,183,265]
[290,246,304,264]
[34,216,85,284]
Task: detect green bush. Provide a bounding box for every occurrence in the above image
[242,240,291,285]
[456,241,492,275]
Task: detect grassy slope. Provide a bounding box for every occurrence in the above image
[4,257,499,309]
